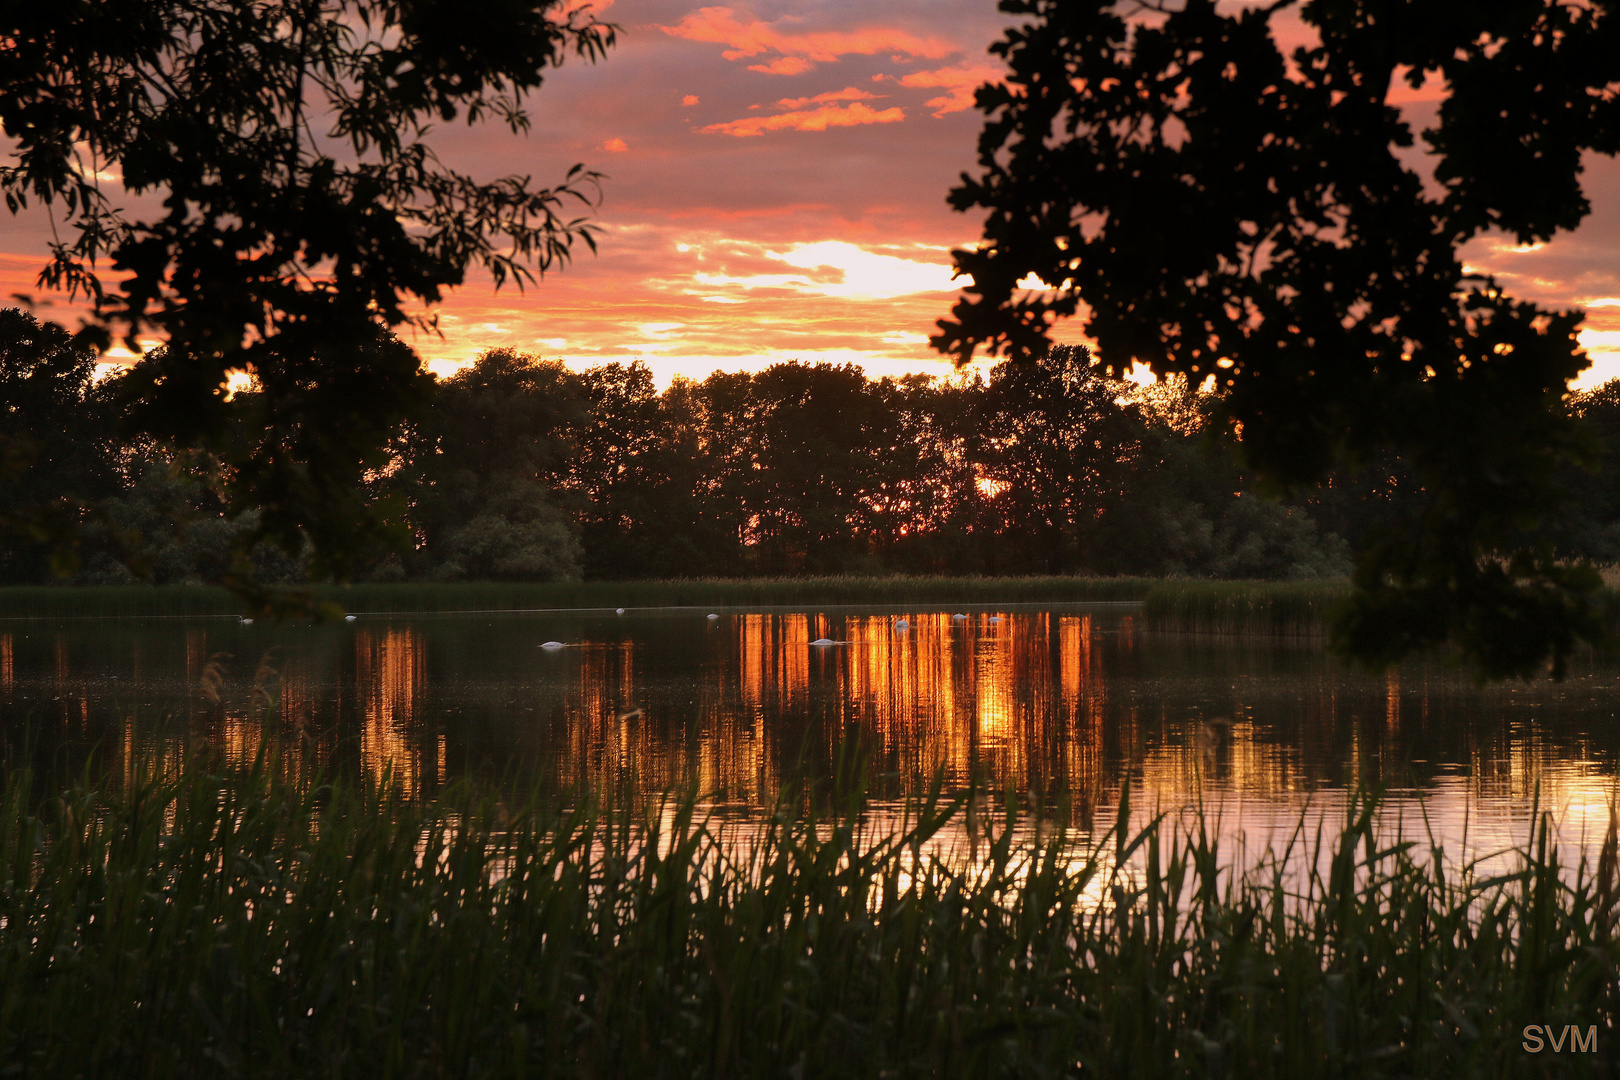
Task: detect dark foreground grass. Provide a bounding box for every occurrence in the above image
[1,759,1613,1079]
[0,576,1154,620]
[1142,579,1353,637]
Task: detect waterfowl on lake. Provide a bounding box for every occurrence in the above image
[540,641,566,650]
[1195,717,1233,752]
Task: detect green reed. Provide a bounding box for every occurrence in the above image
[1141,579,1353,636]
[0,575,1154,620]
[0,757,1612,1079]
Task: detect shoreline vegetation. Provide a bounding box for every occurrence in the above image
[8,577,1619,644]
[0,758,1612,1079]
[0,575,1161,621]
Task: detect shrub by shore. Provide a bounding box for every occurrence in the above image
[1141,579,1353,637]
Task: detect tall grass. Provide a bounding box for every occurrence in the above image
[1142,579,1353,637]
[0,757,1612,1078]
[0,575,1154,620]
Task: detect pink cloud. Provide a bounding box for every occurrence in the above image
[662,6,955,74]
[681,94,700,106]
[700,101,906,138]
[775,86,878,110]
[897,65,1002,117]
[601,137,629,152]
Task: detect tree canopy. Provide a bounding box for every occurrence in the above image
[0,0,615,599]
[934,0,1620,677]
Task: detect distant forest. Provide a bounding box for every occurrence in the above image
[6,308,1620,586]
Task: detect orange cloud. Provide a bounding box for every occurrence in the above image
[662,6,955,74]
[700,101,905,138]
[897,65,1002,117]
[775,86,878,110]
[681,94,700,106]
[601,137,628,152]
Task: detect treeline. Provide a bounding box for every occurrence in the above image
[6,307,1620,586]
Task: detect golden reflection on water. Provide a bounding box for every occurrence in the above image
[356,627,432,793]
[4,610,1617,864]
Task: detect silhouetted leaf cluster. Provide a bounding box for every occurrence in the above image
[935,0,1620,677]
[0,0,615,592]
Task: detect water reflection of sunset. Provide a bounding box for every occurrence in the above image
[3,610,1615,865]
[356,627,433,793]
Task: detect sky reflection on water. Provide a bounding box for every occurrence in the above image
[1,606,1616,866]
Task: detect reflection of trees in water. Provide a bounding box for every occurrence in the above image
[3,616,1617,848]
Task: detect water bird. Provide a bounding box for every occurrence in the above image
[344,615,357,622]
[617,707,643,721]
[809,638,840,646]
[707,613,719,620]
[951,613,968,622]
[616,607,626,615]
[1195,717,1233,752]
[239,617,253,625]
[989,616,1003,624]
[894,619,909,630]
[540,641,566,650]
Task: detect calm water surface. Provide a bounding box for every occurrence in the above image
[2,605,1616,862]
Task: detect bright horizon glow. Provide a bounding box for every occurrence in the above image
[6,1,1618,393]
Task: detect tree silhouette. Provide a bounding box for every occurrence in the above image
[935,0,1620,677]
[974,345,1142,574]
[0,1,614,599]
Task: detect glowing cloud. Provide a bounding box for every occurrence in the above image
[681,94,700,106]
[661,6,955,74]
[693,240,957,299]
[601,137,628,152]
[775,86,878,110]
[897,65,1002,117]
[700,101,904,137]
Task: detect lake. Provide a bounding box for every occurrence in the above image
[2,604,1616,866]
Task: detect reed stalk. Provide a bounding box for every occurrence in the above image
[0,757,1611,1078]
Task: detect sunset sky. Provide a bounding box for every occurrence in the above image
[3,0,1619,388]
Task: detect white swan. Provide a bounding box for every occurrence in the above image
[540,641,566,650]
[809,638,839,646]
[894,619,910,630]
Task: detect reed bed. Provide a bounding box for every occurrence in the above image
[1141,579,1353,637]
[0,759,1612,1079]
[0,575,1154,620]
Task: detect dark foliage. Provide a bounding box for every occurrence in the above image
[0,0,615,596]
[0,310,121,579]
[934,0,1620,678]
[20,306,1620,642]
[2,317,1369,589]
